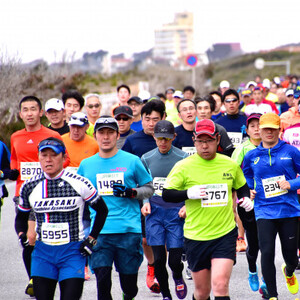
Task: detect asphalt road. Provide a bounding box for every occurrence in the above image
[0,181,299,300]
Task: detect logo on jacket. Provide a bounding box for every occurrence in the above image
[254,157,260,165]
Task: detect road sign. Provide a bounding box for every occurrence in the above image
[186,54,198,67]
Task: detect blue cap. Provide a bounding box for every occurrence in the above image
[38,138,66,154]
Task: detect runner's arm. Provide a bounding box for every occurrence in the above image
[135,182,154,201]
[162,188,188,203]
[236,182,250,199]
[15,210,30,235]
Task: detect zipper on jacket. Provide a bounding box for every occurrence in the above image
[268,148,272,166]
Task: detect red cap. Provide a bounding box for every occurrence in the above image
[194,119,218,138]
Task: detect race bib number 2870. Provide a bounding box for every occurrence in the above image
[20,162,42,181]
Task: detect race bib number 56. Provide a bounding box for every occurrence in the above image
[96,173,124,196]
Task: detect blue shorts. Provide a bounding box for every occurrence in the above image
[146,203,184,249]
[185,227,237,272]
[31,241,85,281]
[90,233,143,274]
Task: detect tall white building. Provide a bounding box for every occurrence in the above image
[153,12,194,62]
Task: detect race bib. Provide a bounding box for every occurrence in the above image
[20,162,42,181]
[201,184,228,207]
[182,147,196,156]
[153,177,166,196]
[227,132,243,148]
[262,175,288,198]
[96,173,124,196]
[41,222,70,245]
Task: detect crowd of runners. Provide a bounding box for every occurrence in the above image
[1,74,300,300]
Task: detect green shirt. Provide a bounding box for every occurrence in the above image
[165,153,246,241]
[231,139,256,166]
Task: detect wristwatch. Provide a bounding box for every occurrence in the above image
[87,236,97,247]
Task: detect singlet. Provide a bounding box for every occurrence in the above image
[18,169,99,245]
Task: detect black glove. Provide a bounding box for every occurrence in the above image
[113,183,137,198]
[80,237,97,256]
[19,233,29,248]
[0,169,19,180]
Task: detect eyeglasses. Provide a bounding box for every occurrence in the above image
[156,137,173,141]
[70,116,88,123]
[194,138,216,145]
[95,117,117,125]
[180,107,196,113]
[224,98,238,103]
[38,139,65,152]
[87,103,101,109]
[116,116,129,121]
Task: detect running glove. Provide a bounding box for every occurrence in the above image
[80,237,97,256]
[113,183,137,198]
[238,197,254,212]
[187,185,208,200]
[0,169,19,180]
[19,233,29,248]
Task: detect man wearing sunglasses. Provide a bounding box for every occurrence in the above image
[141,120,188,300]
[85,93,102,137]
[163,119,253,300]
[15,137,108,300]
[215,89,247,148]
[78,116,154,300]
[113,105,135,149]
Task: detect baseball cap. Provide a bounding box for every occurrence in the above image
[242,89,252,96]
[45,98,64,112]
[154,120,175,139]
[94,116,119,133]
[285,89,294,97]
[173,90,183,99]
[246,113,262,127]
[259,113,280,129]
[246,81,257,89]
[113,105,133,118]
[194,119,218,138]
[165,86,175,94]
[220,80,230,89]
[68,112,89,127]
[128,96,143,105]
[262,78,271,89]
[38,138,66,154]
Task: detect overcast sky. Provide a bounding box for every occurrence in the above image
[1,0,299,63]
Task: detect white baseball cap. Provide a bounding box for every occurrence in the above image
[45,98,64,112]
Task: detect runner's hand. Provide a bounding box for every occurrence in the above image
[19,233,29,248]
[238,197,254,212]
[113,183,137,198]
[187,185,208,200]
[80,237,97,256]
[250,189,256,201]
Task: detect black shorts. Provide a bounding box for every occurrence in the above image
[185,227,237,272]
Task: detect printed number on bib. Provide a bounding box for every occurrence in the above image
[41,223,70,245]
[227,132,243,148]
[262,175,288,198]
[182,147,196,156]
[20,162,42,181]
[201,184,228,207]
[153,177,166,196]
[97,173,124,195]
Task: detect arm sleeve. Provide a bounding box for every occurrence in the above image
[162,188,188,203]
[135,182,154,200]
[236,182,250,200]
[15,210,30,235]
[217,125,234,157]
[88,196,108,239]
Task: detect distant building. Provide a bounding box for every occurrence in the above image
[153,12,194,62]
[206,43,243,62]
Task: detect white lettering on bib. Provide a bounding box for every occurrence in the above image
[20,162,42,181]
[96,173,124,196]
[227,132,243,148]
[262,175,288,198]
[41,222,70,245]
[153,177,166,197]
[182,147,196,156]
[201,184,228,207]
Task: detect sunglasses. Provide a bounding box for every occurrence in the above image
[70,116,88,123]
[116,116,129,121]
[156,137,173,141]
[38,139,65,152]
[87,103,101,109]
[224,98,238,103]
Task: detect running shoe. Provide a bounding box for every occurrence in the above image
[25,278,34,297]
[174,278,187,299]
[281,263,299,294]
[259,277,269,299]
[163,298,172,300]
[236,237,247,252]
[248,270,259,291]
[146,264,160,293]
[269,298,277,300]
[185,267,192,280]
[84,266,90,281]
